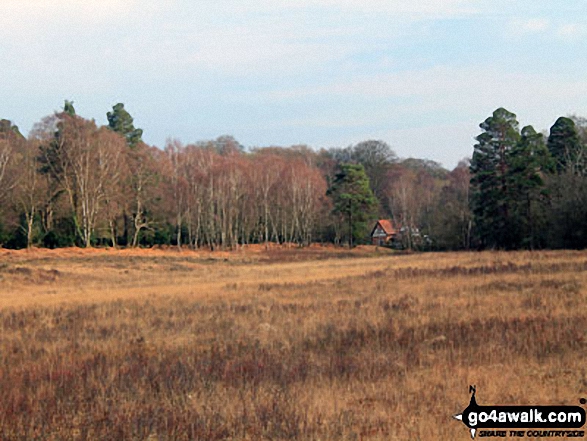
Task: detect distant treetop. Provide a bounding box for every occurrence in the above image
[107,103,143,148]
[63,100,76,117]
[0,119,24,139]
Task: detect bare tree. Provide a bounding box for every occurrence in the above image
[39,114,125,247]
[253,153,285,245]
[0,125,19,203]
[13,139,46,247]
[95,128,125,247]
[125,144,161,247]
[164,139,188,250]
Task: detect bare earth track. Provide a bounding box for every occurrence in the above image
[0,246,586,440]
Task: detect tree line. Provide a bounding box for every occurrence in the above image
[0,102,585,250]
[471,108,587,250]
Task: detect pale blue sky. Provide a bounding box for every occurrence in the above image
[1,0,586,168]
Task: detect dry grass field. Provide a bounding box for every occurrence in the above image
[1,246,586,440]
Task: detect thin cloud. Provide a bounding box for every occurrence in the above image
[0,0,141,29]
[260,65,587,120]
[2,0,587,169]
[508,18,550,36]
[0,0,464,77]
[557,23,587,40]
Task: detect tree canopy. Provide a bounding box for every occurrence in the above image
[1,101,587,251]
[107,103,143,148]
[327,163,378,247]
[547,116,584,174]
[470,107,520,248]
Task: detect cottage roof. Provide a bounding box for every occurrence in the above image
[372,219,396,236]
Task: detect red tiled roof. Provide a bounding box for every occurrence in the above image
[377,219,396,235]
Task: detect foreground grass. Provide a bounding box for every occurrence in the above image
[0,249,586,439]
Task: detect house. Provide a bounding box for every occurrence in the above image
[371,219,397,246]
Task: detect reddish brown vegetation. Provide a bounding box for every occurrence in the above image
[0,250,585,439]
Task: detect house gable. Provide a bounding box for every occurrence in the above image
[371,220,397,244]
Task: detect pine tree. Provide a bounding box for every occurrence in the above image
[107,103,143,148]
[63,100,76,117]
[470,108,520,249]
[327,164,377,247]
[508,125,554,249]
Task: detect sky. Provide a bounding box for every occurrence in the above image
[1,1,587,169]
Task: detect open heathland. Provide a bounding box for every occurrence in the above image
[0,247,586,440]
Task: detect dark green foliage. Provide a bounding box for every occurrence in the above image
[545,118,587,248]
[41,231,60,249]
[507,126,554,249]
[36,110,82,244]
[0,222,8,247]
[4,98,587,251]
[545,172,587,249]
[0,223,26,249]
[547,117,584,174]
[63,100,76,117]
[326,140,396,202]
[470,110,587,250]
[132,222,174,247]
[327,164,378,247]
[154,223,174,246]
[42,218,77,249]
[107,103,143,148]
[37,130,64,178]
[470,108,520,249]
[349,140,397,199]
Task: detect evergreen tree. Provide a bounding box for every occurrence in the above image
[327,163,377,247]
[107,103,143,148]
[63,100,76,117]
[547,117,584,174]
[508,125,554,249]
[470,108,520,249]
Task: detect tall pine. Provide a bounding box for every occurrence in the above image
[107,103,143,148]
[470,108,520,249]
[507,126,553,249]
[327,164,377,248]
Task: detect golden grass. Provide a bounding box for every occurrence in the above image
[0,247,586,439]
